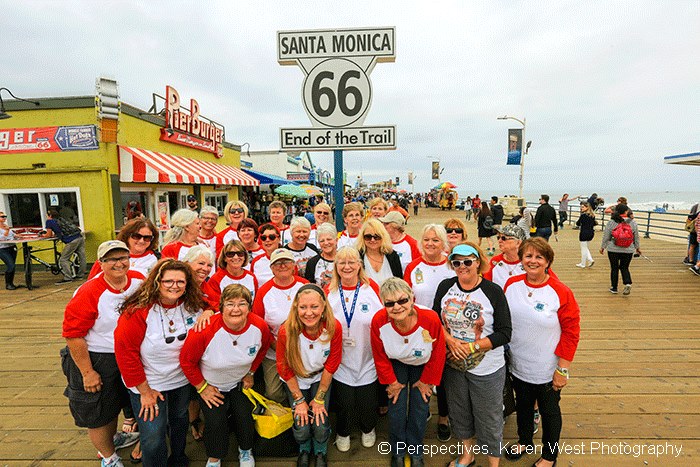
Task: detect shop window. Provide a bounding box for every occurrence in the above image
[204,193,228,216]
[3,190,80,228]
[121,191,151,224]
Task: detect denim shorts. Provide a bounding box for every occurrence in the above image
[60,346,129,428]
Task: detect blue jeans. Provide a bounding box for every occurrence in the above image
[387,361,430,459]
[285,381,331,455]
[535,227,552,241]
[129,385,190,467]
[0,246,17,273]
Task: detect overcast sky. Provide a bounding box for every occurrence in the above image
[3,1,699,195]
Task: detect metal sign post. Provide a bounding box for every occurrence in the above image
[333,149,344,231]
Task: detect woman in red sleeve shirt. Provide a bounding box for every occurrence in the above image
[180,284,272,467]
[370,278,446,467]
[161,209,202,261]
[503,238,580,467]
[114,259,207,467]
[277,284,342,467]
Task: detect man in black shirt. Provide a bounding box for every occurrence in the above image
[534,194,558,241]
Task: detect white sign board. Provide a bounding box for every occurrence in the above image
[278,27,396,151]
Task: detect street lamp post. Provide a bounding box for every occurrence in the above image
[497,115,529,200]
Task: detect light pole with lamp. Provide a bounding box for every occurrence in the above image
[497,115,531,200]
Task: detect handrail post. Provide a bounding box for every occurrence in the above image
[644,212,651,238]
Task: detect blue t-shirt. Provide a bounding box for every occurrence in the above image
[46,218,80,243]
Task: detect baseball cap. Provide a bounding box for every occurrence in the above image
[269,248,295,265]
[495,224,526,241]
[97,240,129,260]
[378,211,405,226]
[187,194,197,201]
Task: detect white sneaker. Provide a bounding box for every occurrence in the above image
[205,459,221,467]
[575,263,586,268]
[361,429,376,448]
[336,434,351,452]
[239,448,255,467]
[622,284,632,295]
[101,455,124,467]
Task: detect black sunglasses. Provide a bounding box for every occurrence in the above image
[497,235,514,241]
[315,211,330,215]
[158,307,188,344]
[364,234,382,241]
[446,228,464,234]
[229,208,245,214]
[225,251,247,258]
[451,259,476,268]
[384,297,410,308]
[131,233,154,242]
[260,234,278,241]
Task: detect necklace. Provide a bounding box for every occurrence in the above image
[525,275,548,297]
[159,303,178,332]
[227,325,244,346]
[104,277,128,293]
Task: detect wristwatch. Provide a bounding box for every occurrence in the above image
[556,366,570,379]
[473,342,481,351]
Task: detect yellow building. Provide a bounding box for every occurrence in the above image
[0,84,258,264]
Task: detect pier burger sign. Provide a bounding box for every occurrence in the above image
[161,85,225,158]
[278,27,396,151]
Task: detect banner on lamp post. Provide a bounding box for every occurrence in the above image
[431,161,440,179]
[507,128,522,165]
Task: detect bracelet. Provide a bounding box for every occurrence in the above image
[468,342,475,354]
[197,382,209,394]
[313,397,325,405]
[292,397,306,408]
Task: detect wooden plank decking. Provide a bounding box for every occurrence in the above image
[0,208,697,466]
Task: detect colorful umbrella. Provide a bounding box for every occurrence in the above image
[440,182,457,189]
[274,184,310,198]
[299,184,323,196]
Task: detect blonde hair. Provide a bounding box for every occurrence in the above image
[356,218,393,255]
[284,285,336,378]
[217,239,249,269]
[419,224,449,257]
[379,277,414,303]
[367,198,389,218]
[163,209,199,245]
[223,200,249,224]
[328,246,370,292]
[313,202,331,215]
[289,216,311,232]
[342,202,365,219]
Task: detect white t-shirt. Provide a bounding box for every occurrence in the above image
[404,258,455,309]
[337,231,359,250]
[364,254,394,286]
[327,281,383,385]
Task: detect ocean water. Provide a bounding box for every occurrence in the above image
[457,191,700,213]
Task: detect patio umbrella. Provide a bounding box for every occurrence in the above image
[299,184,323,196]
[440,182,457,189]
[274,184,310,198]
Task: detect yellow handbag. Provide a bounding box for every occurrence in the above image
[243,388,294,439]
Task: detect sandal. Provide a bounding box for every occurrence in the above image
[504,443,526,460]
[122,418,138,434]
[447,458,475,467]
[190,418,204,441]
[130,441,142,464]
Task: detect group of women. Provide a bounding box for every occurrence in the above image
[60,198,580,467]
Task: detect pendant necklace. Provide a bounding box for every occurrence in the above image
[160,303,176,332]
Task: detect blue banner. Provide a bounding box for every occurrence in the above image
[507,128,522,165]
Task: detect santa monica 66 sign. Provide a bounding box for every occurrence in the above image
[278,27,396,151]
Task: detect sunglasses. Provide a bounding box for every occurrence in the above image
[158,308,188,344]
[102,255,130,264]
[229,208,245,214]
[451,259,476,268]
[0,215,7,219]
[364,234,382,241]
[315,211,330,216]
[384,297,410,308]
[497,235,514,241]
[161,279,186,287]
[260,234,278,241]
[446,228,464,234]
[225,251,247,258]
[131,233,154,242]
[272,259,294,266]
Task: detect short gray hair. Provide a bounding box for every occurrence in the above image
[199,205,219,218]
[182,244,215,265]
[379,277,414,302]
[290,216,311,232]
[316,222,337,239]
[419,224,448,256]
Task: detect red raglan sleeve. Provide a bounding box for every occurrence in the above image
[208,271,223,295]
[419,310,446,386]
[408,235,421,262]
[160,243,178,259]
[252,282,269,320]
[275,326,295,381]
[553,282,581,361]
[370,311,397,385]
[179,317,221,387]
[323,319,343,374]
[403,259,418,286]
[114,308,149,388]
[215,230,226,258]
[62,281,100,338]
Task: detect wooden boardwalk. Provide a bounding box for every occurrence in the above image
[1,208,698,466]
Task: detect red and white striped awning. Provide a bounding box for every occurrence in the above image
[118,146,259,186]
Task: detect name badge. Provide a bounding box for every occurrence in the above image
[343,337,356,347]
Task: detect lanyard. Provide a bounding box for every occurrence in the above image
[339,282,361,329]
